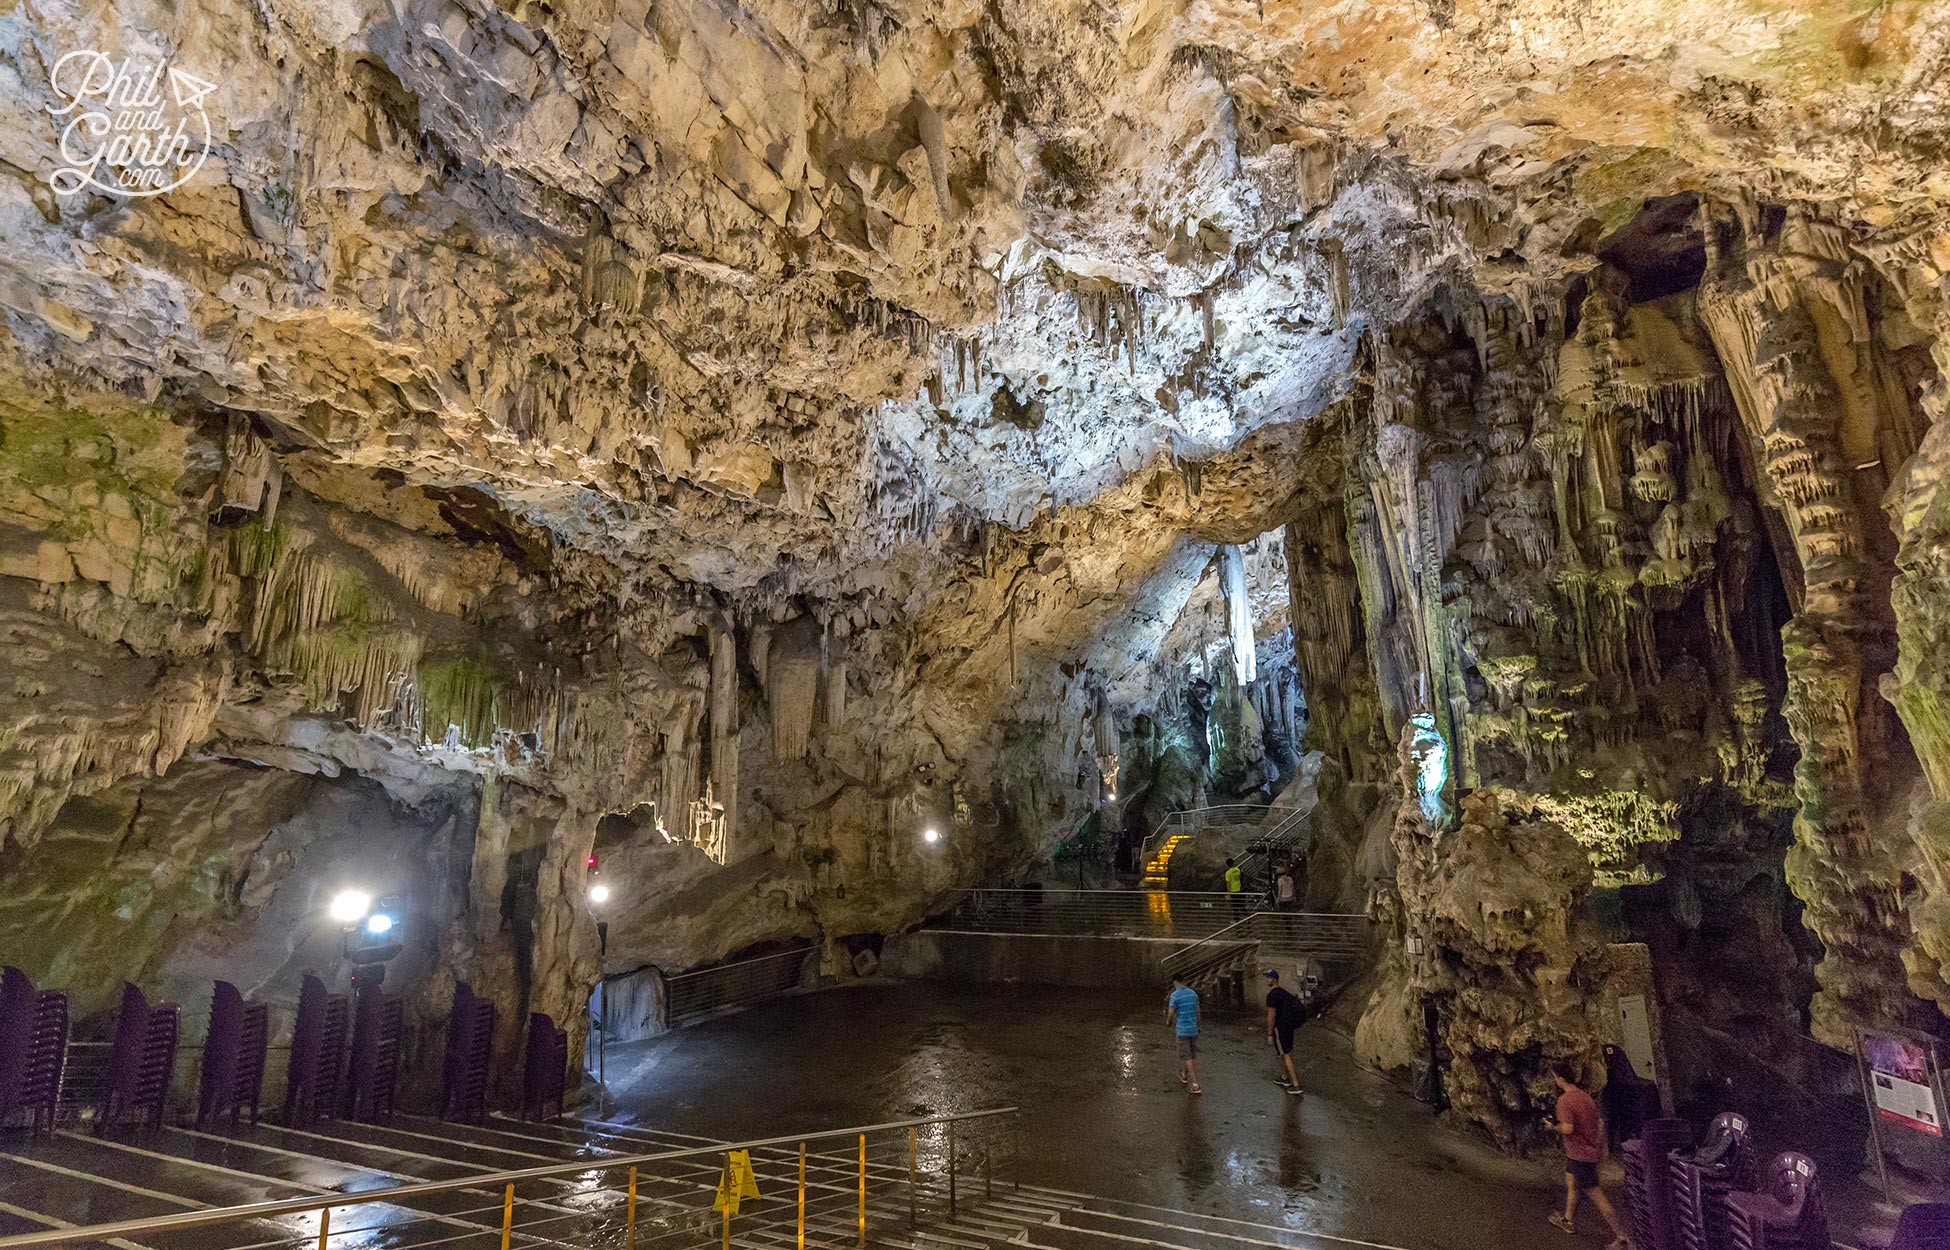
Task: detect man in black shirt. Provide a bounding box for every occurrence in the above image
[1263,969,1305,1095]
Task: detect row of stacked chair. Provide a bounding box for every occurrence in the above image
[442,983,570,1123]
[1622,1112,1830,1250]
[0,967,575,1133]
[0,967,70,1134]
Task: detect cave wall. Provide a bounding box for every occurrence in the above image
[0,379,1105,1092]
[1282,199,1949,1144]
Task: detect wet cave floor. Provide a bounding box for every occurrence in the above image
[602,982,1614,1250]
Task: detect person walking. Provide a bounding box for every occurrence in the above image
[1274,864,1297,910]
[1166,973,1201,1094]
[1224,857,1245,916]
[1262,970,1305,1095]
[1545,1063,1630,1249]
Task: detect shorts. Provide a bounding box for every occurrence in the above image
[1273,1026,1296,1057]
[1176,1035,1198,1060]
[1566,1160,1599,1192]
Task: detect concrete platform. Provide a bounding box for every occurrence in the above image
[599,981,1597,1250]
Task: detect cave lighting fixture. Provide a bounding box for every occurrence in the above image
[364,911,395,936]
[923,827,941,844]
[328,889,373,926]
[589,881,613,906]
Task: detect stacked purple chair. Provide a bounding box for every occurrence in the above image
[441,983,496,1123]
[1671,1112,1756,1250]
[522,1011,568,1121]
[284,973,350,1127]
[197,981,269,1127]
[0,967,69,1136]
[95,982,180,1132]
[1622,1117,1692,1250]
[344,983,404,1122]
[1726,1153,1830,1250]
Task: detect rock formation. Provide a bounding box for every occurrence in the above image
[0,0,1948,1136]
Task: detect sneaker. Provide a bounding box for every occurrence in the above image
[1286,1084,1303,1097]
[1179,1070,1188,1085]
[1189,1084,1201,1095]
[1547,1214,1574,1235]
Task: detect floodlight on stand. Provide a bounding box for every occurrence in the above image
[329,889,372,926]
[364,911,394,936]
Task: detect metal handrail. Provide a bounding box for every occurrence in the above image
[924,889,1247,942]
[1160,909,1371,972]
[1140,801,1311,870]
[664,944,817,1023]
[0,1106,1020,1249]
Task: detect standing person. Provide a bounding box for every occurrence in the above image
[1274,864,1297,910]
[1224,857,1244,916]
[1545,1063,1629,1249]
[1166,974,1201,1094]
[1262,970,1305,1095]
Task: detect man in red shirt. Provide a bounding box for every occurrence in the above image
[1545,1063,1629,1249]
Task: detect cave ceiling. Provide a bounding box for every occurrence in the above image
[1,0,1938,619]
[6,0,1950,1120]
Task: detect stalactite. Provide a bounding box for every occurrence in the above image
[1220,543,1256,685]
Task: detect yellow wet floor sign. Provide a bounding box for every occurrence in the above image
[714,1149,760,1214]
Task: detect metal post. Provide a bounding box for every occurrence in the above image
[1013,1115,1021,1191]
[317,1207,330,1250]
[984,1148,991,1200]
[597,921,608,1118]
[798,1142,806,1250]
[500,1184,514,1250]
[626,1166,638,1249]
[947,1119,957,1217]
[721,1206,729,1250]
[857,1134,867,1246]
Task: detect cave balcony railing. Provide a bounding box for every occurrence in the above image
[926,888,1245,943]
[0,1106,1023,1250]
[1157,910,1374,977]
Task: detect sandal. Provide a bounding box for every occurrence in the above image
[1547,1214,1574,1234]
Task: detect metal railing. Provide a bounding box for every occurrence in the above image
[925,888,1254,942]
[1160,910,1373,974]
[1138,802,1313,877]
[0,1106,1021,1250]
[665,946,818,1024]
[52,1036,293,1126]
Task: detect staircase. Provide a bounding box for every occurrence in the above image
[1138,803,1312,892]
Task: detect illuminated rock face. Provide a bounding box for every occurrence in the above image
[0,0,1948,1131]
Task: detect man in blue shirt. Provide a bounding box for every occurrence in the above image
[1166,973,1201,1094]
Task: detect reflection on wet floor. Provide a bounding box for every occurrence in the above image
[601,982,1579,1250]
[0,981,1614,1250]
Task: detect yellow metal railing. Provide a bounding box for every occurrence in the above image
[0,1107,1019,1250]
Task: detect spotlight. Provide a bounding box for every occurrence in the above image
[922,828,940,844]
[589,882,612,906]
[329,890,372,925]
[364,912,394,936]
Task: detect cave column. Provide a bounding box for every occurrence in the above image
[1697,208,1922,1041]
